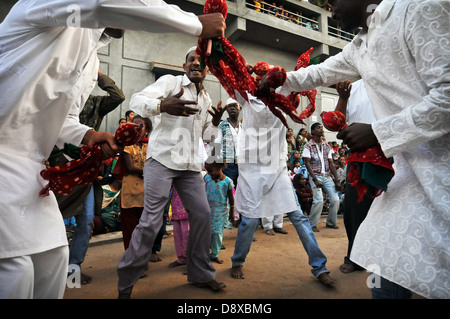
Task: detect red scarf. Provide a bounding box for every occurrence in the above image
[40,123,143,196]
[321,110,395,202]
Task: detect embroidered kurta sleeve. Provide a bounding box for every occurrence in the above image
[281,45,360,94]
[23,0,202,36]
[371,1,450,157]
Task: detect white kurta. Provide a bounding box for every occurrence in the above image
[344,79,376,125]
[281,0,450,298]
[234,92,297,218]
[0,0,203,259]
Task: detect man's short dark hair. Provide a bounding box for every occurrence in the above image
[125,110,133,117]
[311,122,322,131]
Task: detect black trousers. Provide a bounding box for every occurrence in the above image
[223,162,239,186]
[343,162,374,268]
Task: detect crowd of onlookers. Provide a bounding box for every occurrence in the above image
[249,0,320,30]
[286,126,348,216]
[247,0,355,41]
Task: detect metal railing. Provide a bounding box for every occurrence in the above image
[245,1,355,41]
[328,24,355,41]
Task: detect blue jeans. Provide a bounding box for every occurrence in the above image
[69,185,94,267]
[371,276,413,299]
[309,175,339,227]
[231,187,329,278]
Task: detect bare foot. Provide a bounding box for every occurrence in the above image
[150,253,162,262]
[168,260,186,268]
[339,263,356,274]
[317,272,335,287]
[193,280,226,291]
[231,266,245,279]
[211,257,223,264]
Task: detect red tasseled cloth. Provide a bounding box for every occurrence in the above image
[39,123,142,196]
[287,47,318,120]
[251,48,318,127]
[198,1,318,127]
[196,0,256,102]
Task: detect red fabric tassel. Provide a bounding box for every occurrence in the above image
[40,123,142,196]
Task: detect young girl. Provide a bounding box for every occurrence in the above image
[119,115,152,250]
[204,157,234,264]
[168,186,189,268]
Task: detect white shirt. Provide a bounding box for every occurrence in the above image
[234,92,297,218]
[281,0,450,298]
[344,79,376,125]
[0,0,203,259]
[130,74,218,172]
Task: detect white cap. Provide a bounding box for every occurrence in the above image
[186,46,197,56]
[226,98,239,106]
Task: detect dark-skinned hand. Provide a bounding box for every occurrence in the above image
[82,130,123,160]
[160,87,200,116]
[254,73,271,97]
[336,80,352,99]
[208,100,227,126]
[336,123,379,153]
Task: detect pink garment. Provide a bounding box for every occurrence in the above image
[172,219,189,263]
[171,188,188,220]
[171,187,189,263]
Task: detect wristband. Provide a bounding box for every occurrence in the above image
[157,99,163,114]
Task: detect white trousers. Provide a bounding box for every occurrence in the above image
[262,214,284,230]
[0,245,69,299]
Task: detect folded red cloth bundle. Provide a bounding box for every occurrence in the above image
[320,110,394,202]
[347,145,395,202]
[40,123,142,196]
[320,110,347,131]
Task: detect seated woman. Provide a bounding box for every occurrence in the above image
[100,179,122,232]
